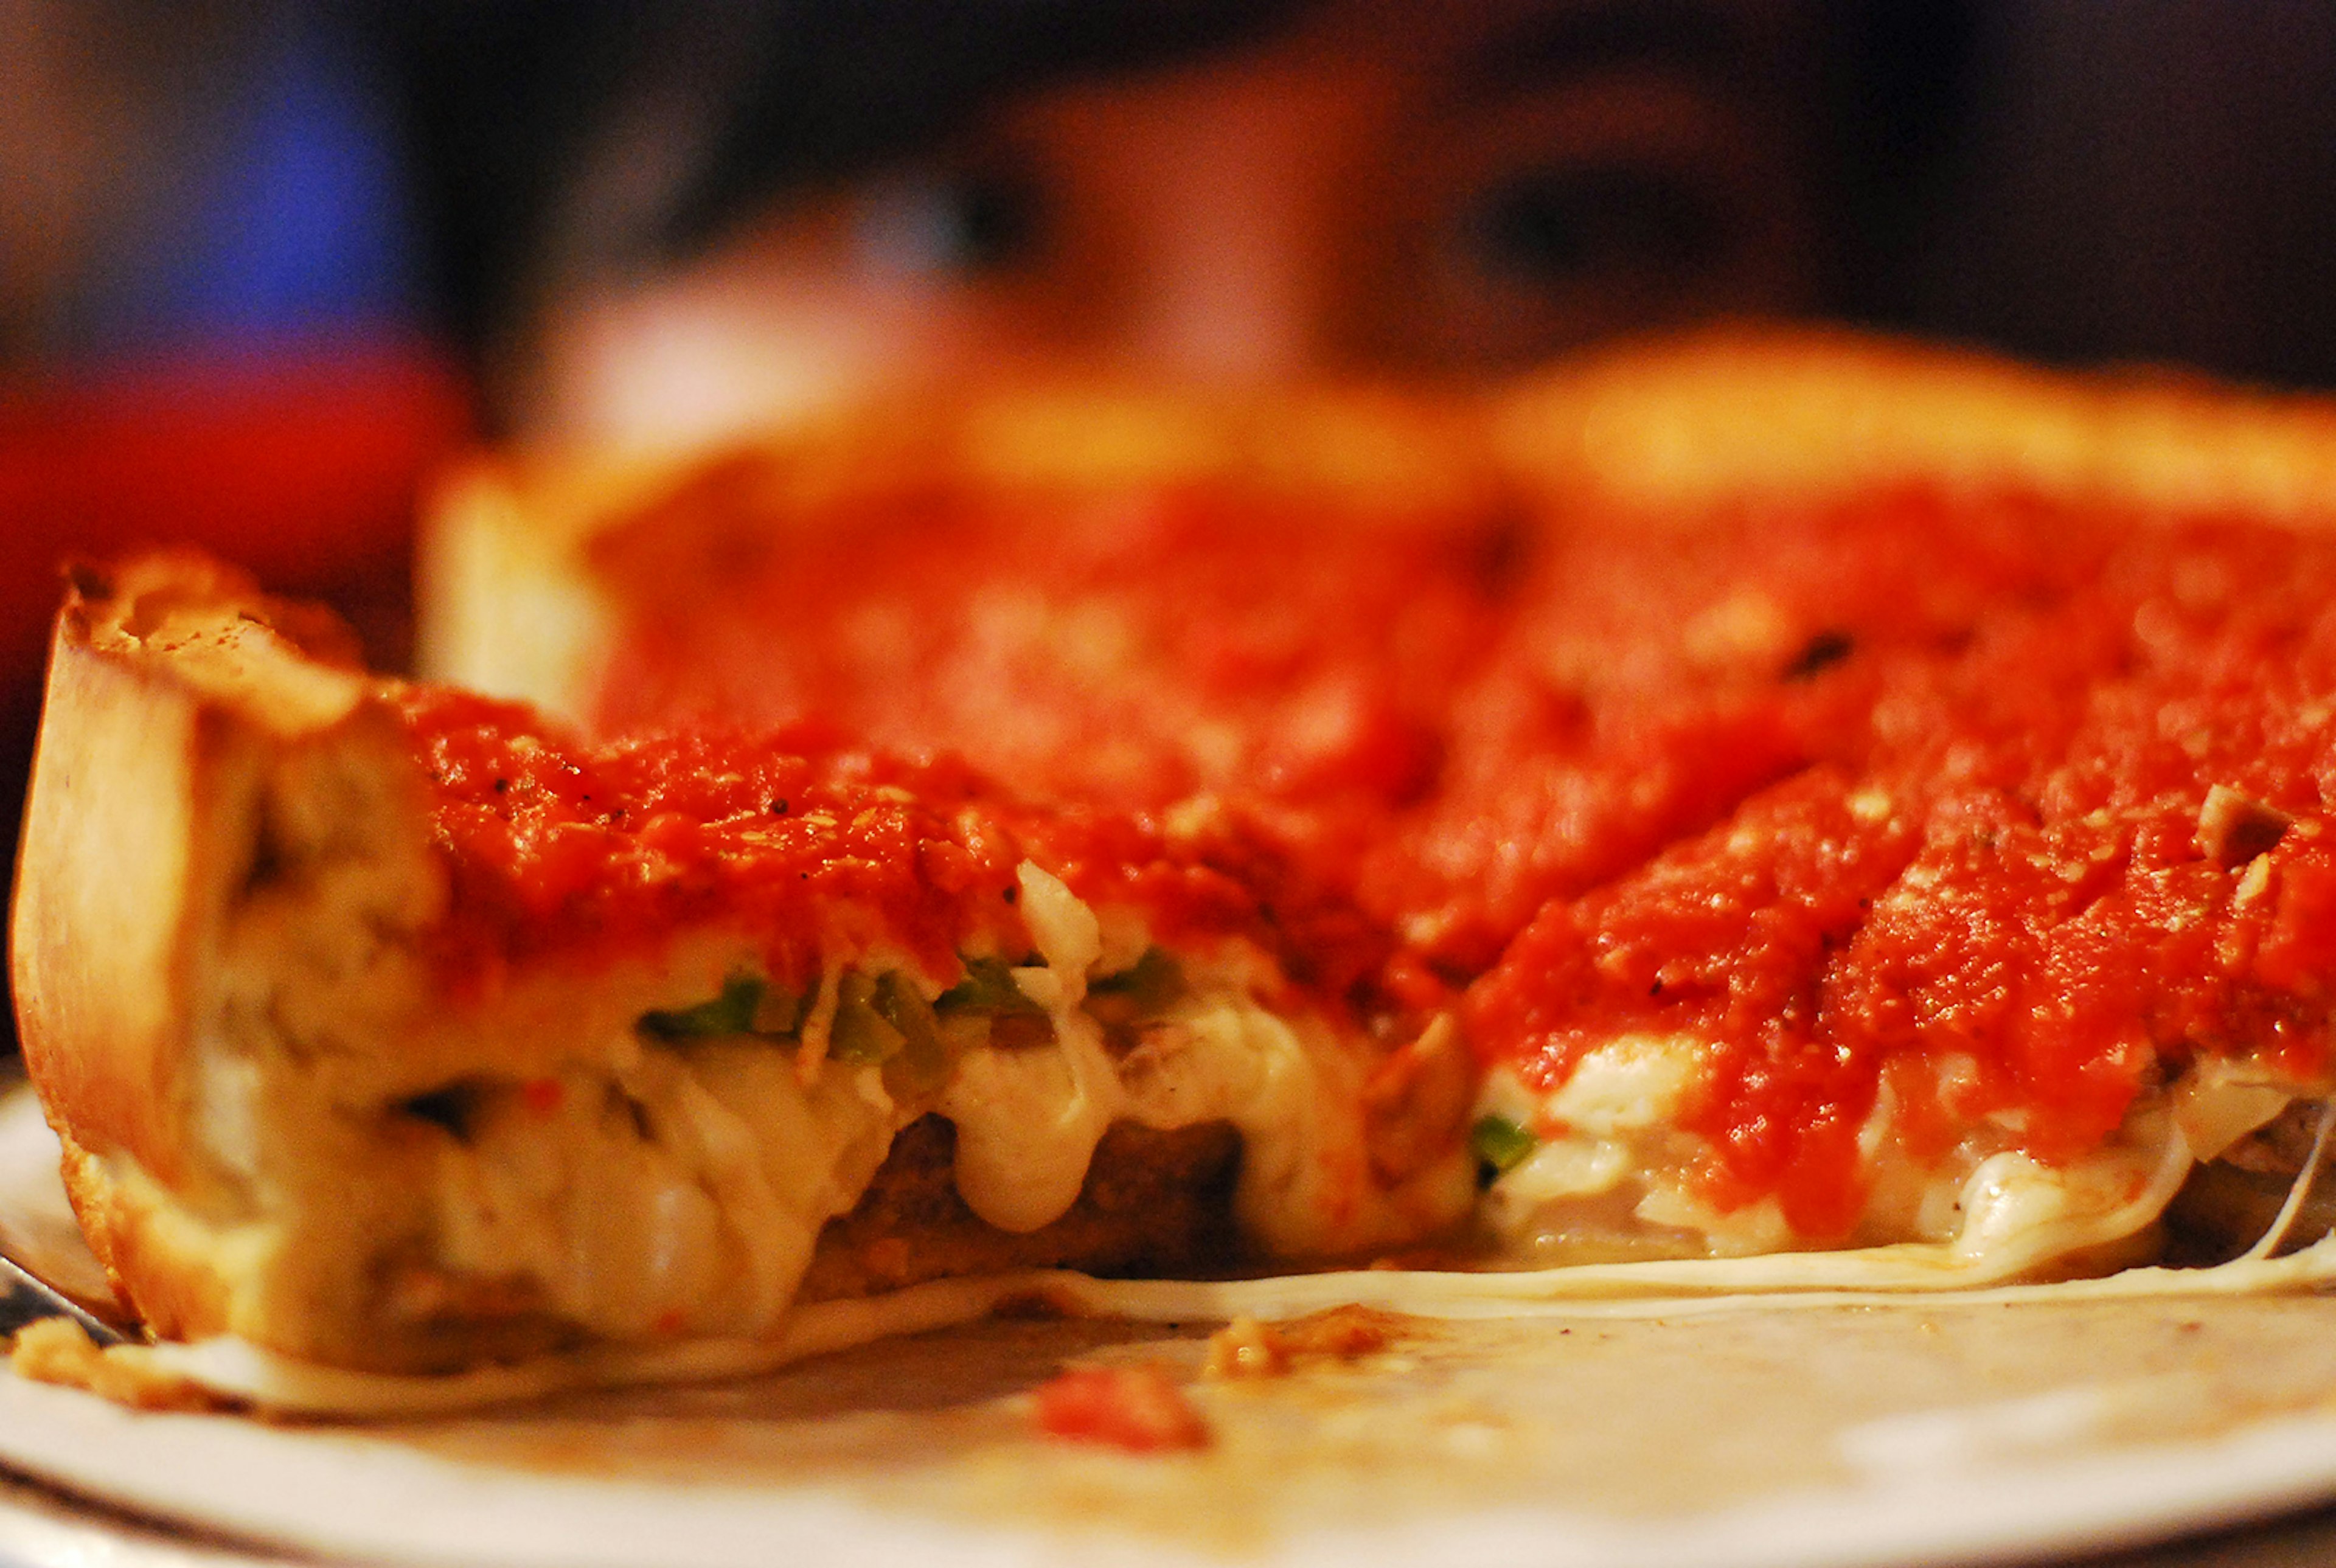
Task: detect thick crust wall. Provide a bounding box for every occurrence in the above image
[11,556,372,1197]
[417,380,1498,709]
[1492,327,2336,526]
[10,557,420,1344]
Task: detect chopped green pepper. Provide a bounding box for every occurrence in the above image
[1469,1114,1540,1175]
[1086,946,1185,1011]
[937,956,1049,1016]
[638,975,766,1041]
[874,972,953,1093]
[830,971,908,1065]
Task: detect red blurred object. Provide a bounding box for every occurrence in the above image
[1,340,472,1039]
[1031,1364,1211,1452]
[0,339,471,667]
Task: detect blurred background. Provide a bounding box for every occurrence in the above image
[5,0,2336,918]
[14,2,2336,399]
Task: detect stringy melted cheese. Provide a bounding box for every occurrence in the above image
[429,1046,897,1339]
[945,864,1458,1255]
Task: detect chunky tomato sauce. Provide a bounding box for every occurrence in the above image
[585,468,1503,885]
[1365,485,2138,968]
[398,689,1302,993]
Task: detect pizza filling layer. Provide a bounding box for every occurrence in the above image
[105,681,1475,1368]
[1473,1050,2289,1269]
[389,881,1469,1344]
[399,502,2336,1296]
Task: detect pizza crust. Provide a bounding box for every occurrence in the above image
[1493,326,2336,527]
[12,558,412,1344]
[417,379,1499,718]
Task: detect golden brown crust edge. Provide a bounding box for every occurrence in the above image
[9,557,377,1336]
[13,614,209,1203]
[1492,325,2336,526]
[415,379,1501,706]
[52,1129,234,1344]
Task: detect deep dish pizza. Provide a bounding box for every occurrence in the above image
[18,334,2336,1405]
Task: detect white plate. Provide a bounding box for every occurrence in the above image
[9,1296,2336,1568]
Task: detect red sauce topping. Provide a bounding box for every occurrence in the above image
[1366,486,2134,968]
[1463,508,2336,1235]
[468,453,2336,1233]
[402,689,1025,986]
[585,470,1503,892]
[396,687,1344,999]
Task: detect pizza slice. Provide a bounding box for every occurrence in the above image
[10,555,1474,1376]
[1441,333,2336,1275]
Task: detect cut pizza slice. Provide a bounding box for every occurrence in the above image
[1447,332,2336,1275]
[10,555,1475,1376]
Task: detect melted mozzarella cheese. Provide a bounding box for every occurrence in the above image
[429,1043,896,1339]
[944,861,1470,1254]
[943,961,1470,1256]
[1479,1039,2297,1272]
[1481,1041,1793,1261]
[940,1028,1116,1233]
[419,861,1470,1342]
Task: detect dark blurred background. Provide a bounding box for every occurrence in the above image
[12,2,2336,394]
